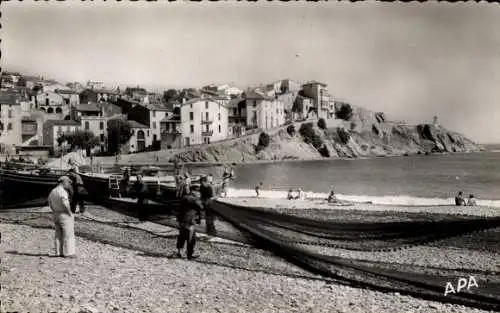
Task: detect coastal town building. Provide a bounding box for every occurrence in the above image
[161,98,229,148]
[293,95,314,120]
[128,103,172,144]
[244,90,285,130]
[302,80,331,119]
[124,120,153,153]
[267,79,301,95]
[79,88,119,104]
[55,89,80,107]
[42,119,81,151]
[0,92,22,147]
[227,98,247,137]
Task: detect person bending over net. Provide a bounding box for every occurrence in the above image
[67,168,87,214]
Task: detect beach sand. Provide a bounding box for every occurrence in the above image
[0,202,498,313]
[220,197,500,217]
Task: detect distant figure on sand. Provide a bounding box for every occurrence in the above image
[221,167,234,198]
[327,190,339,203]
[255,182,263,197]
[287,189,295,200]
[176,186,203,260]
[48,176,76,258]
[455,191,466,206]
[467,194,477,206]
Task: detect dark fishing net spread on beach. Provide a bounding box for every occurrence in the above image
[1,169,500,312]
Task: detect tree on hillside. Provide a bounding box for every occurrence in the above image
[57,130,100,156]
[16,76,27,87]
[163,89,179,103]
[335,103,353,121]
[107,119,132,155]
[317,118,327,130]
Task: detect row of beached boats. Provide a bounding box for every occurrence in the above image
[0,162,208,217]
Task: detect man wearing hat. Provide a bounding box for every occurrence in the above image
[48,176,76,258]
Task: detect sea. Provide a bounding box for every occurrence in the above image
[193,144,500,208]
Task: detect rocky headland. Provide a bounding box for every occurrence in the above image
[91,105,484,165]
[169,106,484,163]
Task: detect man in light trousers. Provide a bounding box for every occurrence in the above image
[48,176,76,258]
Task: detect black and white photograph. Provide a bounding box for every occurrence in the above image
[1,2,500,313]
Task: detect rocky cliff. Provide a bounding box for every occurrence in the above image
[170,106,484,163]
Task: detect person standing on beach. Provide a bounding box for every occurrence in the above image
[132,174,149,221]
[48,176,76,258]
[176,185,203,259]
[67,168,87,214]
[255,182,263,197]
[200,175,217,236]
[467,194,477,206]
[221,167,234,198]
[455,191,466,206]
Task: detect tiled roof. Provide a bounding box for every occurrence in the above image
[303,80,328,87]
[243,90,274,101]
[93,88,118,95]
[128,120,149,129]
[161,114,181,122]
[147,103,171,112]
[0,92,19,106]
[76,103,101,112]
[45,119,81,126]
[55,89,79,95]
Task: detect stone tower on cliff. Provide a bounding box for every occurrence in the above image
[433,116,439,127]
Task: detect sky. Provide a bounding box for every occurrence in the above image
[2,2,500,143]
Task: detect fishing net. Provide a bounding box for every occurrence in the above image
[1,170,500,311]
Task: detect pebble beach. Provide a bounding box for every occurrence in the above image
[1,200,499,313]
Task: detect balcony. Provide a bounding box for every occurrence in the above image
[201,119,213,124]
[201,130,214,136]
[161,129,181,135]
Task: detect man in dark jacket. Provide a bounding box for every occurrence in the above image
[199,175,216,236]
[132,174,149,221]
[67,168,87,214]
[176,186,203,259]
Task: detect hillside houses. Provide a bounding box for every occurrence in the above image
[1,74,341,157]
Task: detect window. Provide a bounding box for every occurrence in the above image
[99,121,104,130]
[205,101,209,109]
[147,130,150,136]
[253,101,257,108]
[8,110,12,118]
[85,121,89,130]
[152,122,157,129]
[7,123,12,130]
[205,112,209,121]
[190,124,194,133]
[152,111,156,117]
[0,122,3,131]
[190,104,193,109]
[100,134,105,142]
[218,113,221,121]
[218,125,221,133]
[189,112,193,121]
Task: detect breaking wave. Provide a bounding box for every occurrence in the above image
[224,188,500,208]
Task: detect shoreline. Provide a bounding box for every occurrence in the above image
[90,149,485,168]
